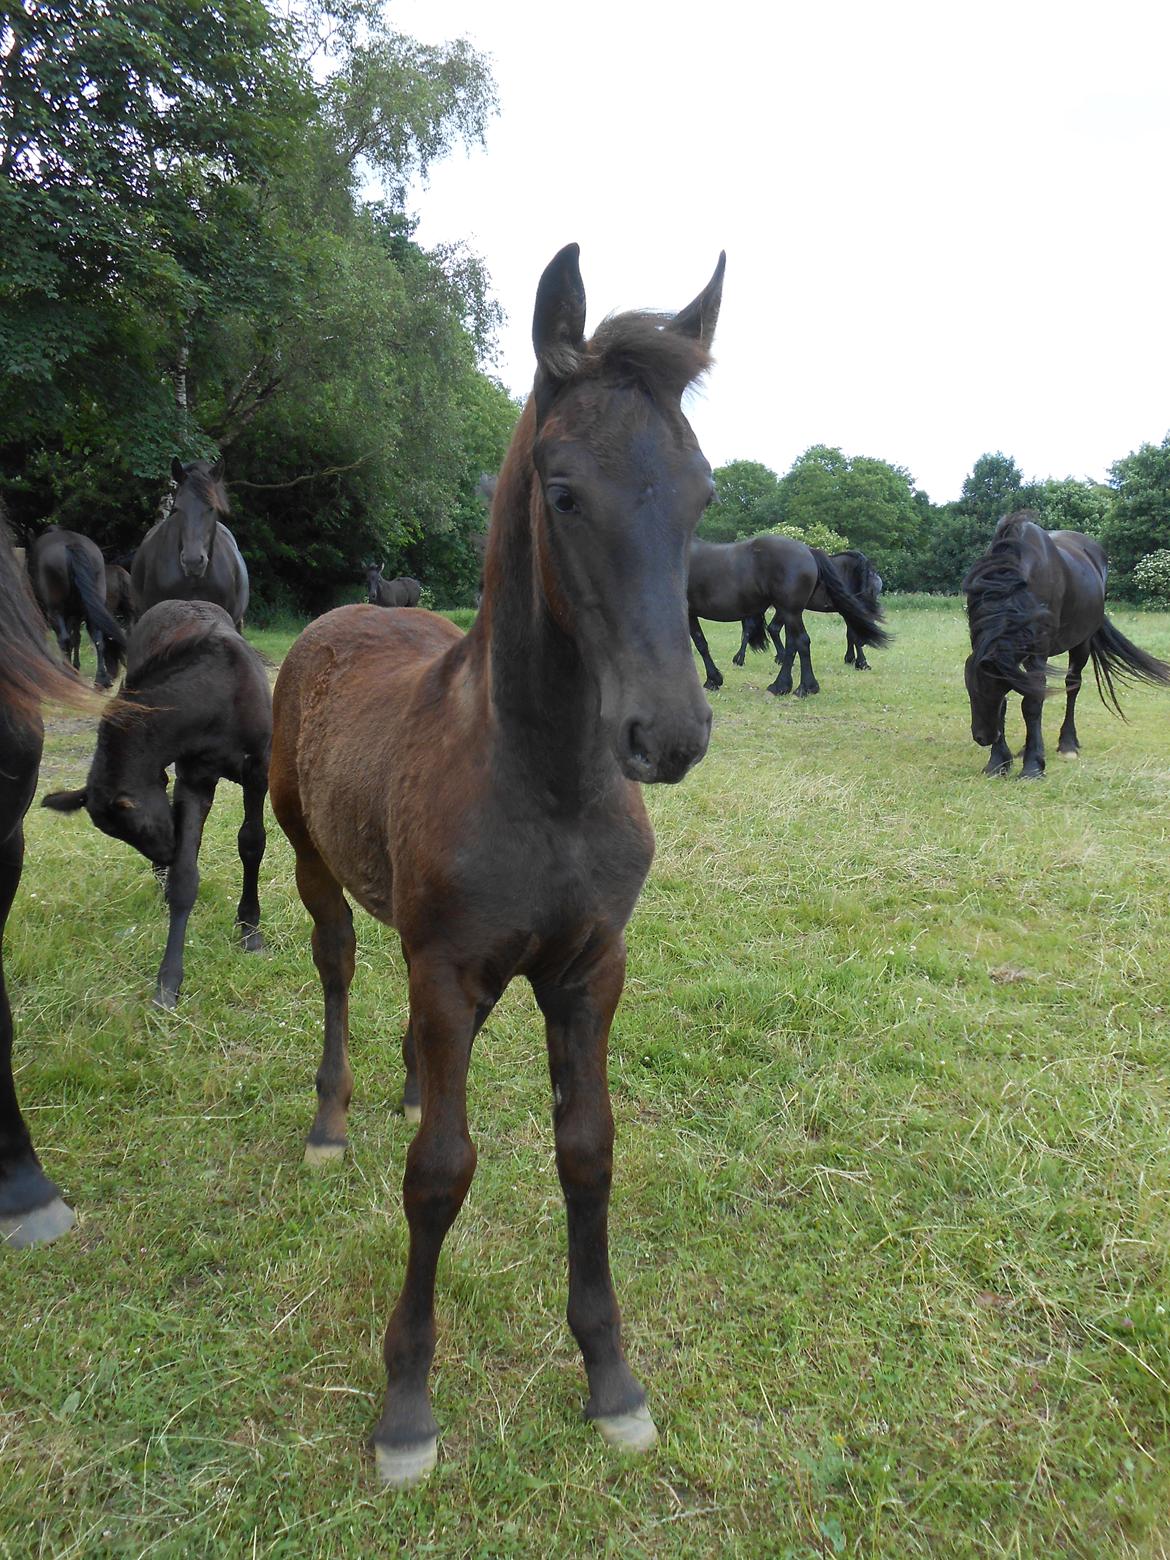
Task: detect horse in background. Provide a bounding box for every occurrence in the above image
[67,560,138,679]
[734,547,885,673]
[688,535,888,696]
[1,508,90,1248]
[43,601,271,1009]
[962,510,1170,777]
[365,564,422,607]
[28,527,127,690]
[133,459,249,630]
[270,243,723,1486]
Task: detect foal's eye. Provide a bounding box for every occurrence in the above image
[547,485,577,515]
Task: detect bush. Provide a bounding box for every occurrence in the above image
[1131,550,1170,607]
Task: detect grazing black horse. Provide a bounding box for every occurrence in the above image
[43,601,272,1007]
[962,511,1170,777]
[734,548,885,673]
[688,535,888,696]
[132,459,250,630]
[1,510,88,1248]
[67,560,138,679]
[366,565,423,608]
[29,526,126,690]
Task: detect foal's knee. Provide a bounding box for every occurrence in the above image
[555,1103,614,1199]
[404,1131,476,1227]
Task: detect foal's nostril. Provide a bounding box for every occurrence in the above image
[625,720,654,774]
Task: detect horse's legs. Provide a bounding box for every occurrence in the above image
[766,613,784,664]
[983,696,1013,776]
[791,615,819,696]
[534,946,657,1454]
[844,629,856,666]
[688,615,722,690]
[374,958,481,1485]
[1019,677,1047,778]
[90,628,114,691]
[768,615,798,695]
[1057,642,1090,757]
[850,629,870,670]
[153,778,215,1008]
[234,755,268,953]
[401,1018,420,1124]
[67,619,81,670]
[0,788,75,1249]
[731,620,750,668]
[298,851,356,1164]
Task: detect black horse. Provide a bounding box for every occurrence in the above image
[43,601,271,1007]
[132,459,250,630]
[734,548,885,673]
[28,526,126,690]
[366,564,423,607]
[1,509,88,1248]
[688,535,888,696]
[66,560,138,680]
[962,510,1170,777]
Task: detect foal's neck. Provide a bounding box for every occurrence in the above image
[471,405,615,807]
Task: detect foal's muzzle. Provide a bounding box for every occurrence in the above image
[619,705,712,785]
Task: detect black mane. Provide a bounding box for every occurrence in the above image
[962,514,1051,695]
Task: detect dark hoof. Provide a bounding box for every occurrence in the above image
[731,656,745,668]
[854,662,870,671]
[1020,768,1046,781]
[983,760,1011,777]
[374,1436,438,1487]
[1,1196,76,1250]
[703,678,722,692]
[240,928,264,953]
[152,985,179,1011]
[769,686,791,698]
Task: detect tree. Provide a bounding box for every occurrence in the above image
[776,445,925,584]
[1034,477,1112,536]
[1099,434,1170,592]
[958,452,1040,526]
[699,460,784,542]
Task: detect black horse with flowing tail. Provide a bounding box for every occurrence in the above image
[688,535,888,695]
[962,510,1170,777]
[733,547,885,673]
[133,459,249,630]
[1,510,89,1248]
[28,527,126,690]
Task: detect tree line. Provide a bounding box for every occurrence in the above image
[700,442,1170,601]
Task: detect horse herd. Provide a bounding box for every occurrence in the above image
[2,247,1168,1489]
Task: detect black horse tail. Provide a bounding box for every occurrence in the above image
[812,549,889,650]
[742,613,769,652]
[67,543,127,652]
[1087,615,1170,718]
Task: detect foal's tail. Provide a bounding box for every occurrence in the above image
[1087,615,1170,718]
[812,550,890,650]
[742,613,769,652]
[68,543,127,659]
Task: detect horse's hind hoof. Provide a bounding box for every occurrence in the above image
[703,679,722,692]
[401,1100,421,1126]
[374,1436,437,1488]
[1,1197,76,1250]
[152,986,179,1011]
[304,1139,347,1167]
[1057,748,1079,760]
[592,1402,658,1453]
[240,929,265,953]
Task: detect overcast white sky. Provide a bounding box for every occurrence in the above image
[387,0,1169,503]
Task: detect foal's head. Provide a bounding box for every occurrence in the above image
[526,245,725,784]
[170,458,227,581]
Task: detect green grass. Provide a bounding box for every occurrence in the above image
[3,599,1169,1558]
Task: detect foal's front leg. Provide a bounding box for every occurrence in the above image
[374,957,482,1486]
[534,944,657,1455]
[153,778,215,1009]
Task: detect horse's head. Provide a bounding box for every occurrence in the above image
[366,562,383,602]
[963,655,1008,746]
[43,772,175,867]
[527,245,725,785]
[170,457,226,580]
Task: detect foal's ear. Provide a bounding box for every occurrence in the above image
[533,243,586,413]
[41,787,88,813]
[670,251,726,346]
[171,457,187,484]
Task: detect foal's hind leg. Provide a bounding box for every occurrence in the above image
[234,754,268,953]
[297,851,356,1163]
[153,778,215,1008]
[534,946,657,1455]
[1057,643,1090,758]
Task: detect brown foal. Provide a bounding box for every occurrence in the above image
[270,244,724,1484]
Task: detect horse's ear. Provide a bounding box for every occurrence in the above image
[171,457,186,484]
[209,456,225,483]
[42,787,88,813]
[533,244,586,417]
[670,252,726,346]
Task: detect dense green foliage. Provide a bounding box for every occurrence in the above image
[0,0,515,610]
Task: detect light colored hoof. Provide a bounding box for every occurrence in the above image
[593,1402,658,1453]
[303,1141,347,1166]
[1057,749,1079,760]
[1,1197,76,1250]
[402,1103,421,1126]
[374,1436,437,1488]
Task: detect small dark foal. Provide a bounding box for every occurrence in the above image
[42,601,271,1007]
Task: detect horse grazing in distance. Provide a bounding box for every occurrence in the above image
[28,526,127,690]
[365,564,422,607]
[133,459,249,630]
[1,509,90,1248]
[270,243,724,1485]
[688,535,888,695]
[66,560,138,679]
[43,601,271,1007]
[962,510,1170,777]
[734,547,885,673]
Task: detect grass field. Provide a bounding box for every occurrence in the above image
[2,600,1169,1559]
